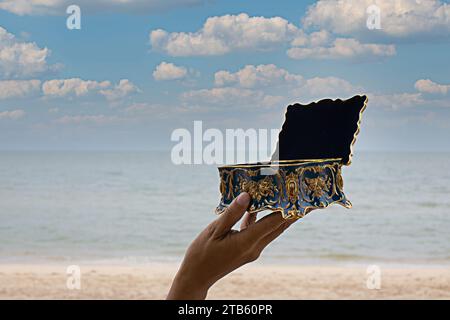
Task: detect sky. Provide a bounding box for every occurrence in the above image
[0,0,449,152]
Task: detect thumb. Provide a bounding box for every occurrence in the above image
[214,192,250,237]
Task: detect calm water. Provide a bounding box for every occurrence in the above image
[0,151,449,266]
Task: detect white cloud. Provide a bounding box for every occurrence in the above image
[0,79,41,99]
[303,0,450,39]
[0,26,55,78]
[42,78,111,97]
[149,12,398,60]
[0,0,206,15]
[185,63,362,109]
[99,79,140,101]
[287,38,396,60]
[1,78,139,102]
[415,79,450,95]
[125,103,162,114]
[291,30,331,47]
[211,64,360,102]
[43,78,139,100]
[185,65,447,111]
[150,13,299,56]
[292,76,360,100]
[0,109,26,120]
[369,80,450,110]
[55,114,120,125]
[0,0,68,15]
[214,64,304,88]
[153,62,188,81]
[369,92,426,109]
[123,102,177,118]
[182,87,284,108]
[0,77,138,102]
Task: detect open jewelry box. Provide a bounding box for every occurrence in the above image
[215,95,368,219]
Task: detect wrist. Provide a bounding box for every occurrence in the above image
[167,270,210,300]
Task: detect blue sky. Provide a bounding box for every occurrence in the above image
[0,0,449,151]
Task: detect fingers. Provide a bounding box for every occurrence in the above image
[214,192,250,237]
[243,211,286,240]
[256,218,297,251]
[240,212,257,230]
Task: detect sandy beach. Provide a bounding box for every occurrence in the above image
[1,263,449,299]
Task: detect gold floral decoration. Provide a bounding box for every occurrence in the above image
[238,176,277,202]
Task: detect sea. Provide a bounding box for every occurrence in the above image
[0,151,449,267]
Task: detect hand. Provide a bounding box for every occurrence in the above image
[167,192,297,300]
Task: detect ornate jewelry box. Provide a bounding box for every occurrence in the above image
[216,95,368,219]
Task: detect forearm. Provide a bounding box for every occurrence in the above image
[167,271,209,300]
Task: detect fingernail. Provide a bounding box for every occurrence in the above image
[236,192,250,206]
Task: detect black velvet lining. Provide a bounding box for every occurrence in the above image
[272,95,367,165]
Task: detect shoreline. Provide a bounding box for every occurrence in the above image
[1,263,449,299]
[1,256,449,269]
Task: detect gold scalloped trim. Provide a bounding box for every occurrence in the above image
[215,197,352,219]
[218,158,342,169]
[346,94,368,165]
